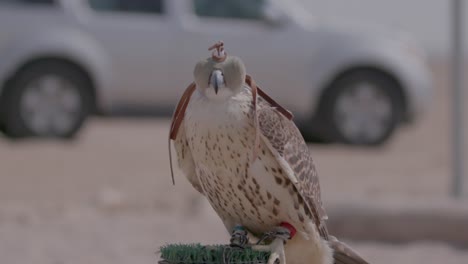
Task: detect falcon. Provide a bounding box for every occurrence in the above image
[169,42,368,264]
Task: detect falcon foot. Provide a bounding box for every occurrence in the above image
[230,225,249,248]
[253,223,297,264]
[252,238,285,264]
[256,222,296,245]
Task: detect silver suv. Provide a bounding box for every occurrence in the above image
[0,0,432,145]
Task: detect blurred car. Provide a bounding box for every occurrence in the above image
[0,0,432,145]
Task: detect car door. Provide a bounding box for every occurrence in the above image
[176,0,311,114]
[81,0,174,110]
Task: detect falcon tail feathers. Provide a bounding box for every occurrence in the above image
[329,236,369,264]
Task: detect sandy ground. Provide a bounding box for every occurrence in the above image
[1,62,468,264]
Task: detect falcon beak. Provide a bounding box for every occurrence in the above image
[209,70,224,95]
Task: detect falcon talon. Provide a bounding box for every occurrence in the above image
[256,227,291,245]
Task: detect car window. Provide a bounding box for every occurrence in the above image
[88,0,164,14]
[0,0,54,4]
[193,0,265,20]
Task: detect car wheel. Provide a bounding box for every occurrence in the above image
[0,122,6,136]
[319,70,403,145]
[1,61,93,139]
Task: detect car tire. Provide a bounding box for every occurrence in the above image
[1,61,93,139]
[300,126,333,144]
[317,70,403,145]
[0,122,6,136]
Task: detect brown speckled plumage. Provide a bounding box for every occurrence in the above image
[257,97,329,239]
[174,86,315,235]
[171,51,368,264]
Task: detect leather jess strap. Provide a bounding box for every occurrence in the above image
[168,82,196,185]
[169,82,196,140]
[245,75,293,121]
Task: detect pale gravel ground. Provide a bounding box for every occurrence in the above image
[0,62,467,263]
[1,204,468,264]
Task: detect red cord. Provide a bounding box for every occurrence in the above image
[280,222,297,239]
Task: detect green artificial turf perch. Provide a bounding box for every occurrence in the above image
[159,244,272,264]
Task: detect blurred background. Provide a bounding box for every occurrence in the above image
[0,0,467,264]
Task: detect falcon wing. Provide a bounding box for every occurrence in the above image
[256,99,329,239]
[173,119,204,194]
[256,97,369,264]
[169,82,203,193]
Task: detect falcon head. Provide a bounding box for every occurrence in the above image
[193,42,246,100]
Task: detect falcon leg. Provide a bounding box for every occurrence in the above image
[252,222,297,264]
[229,225,249,248]
[253,238,286,264]
[256,222,296,245]
[268,238,286,264]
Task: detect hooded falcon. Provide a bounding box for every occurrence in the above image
[170,42,368,264]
